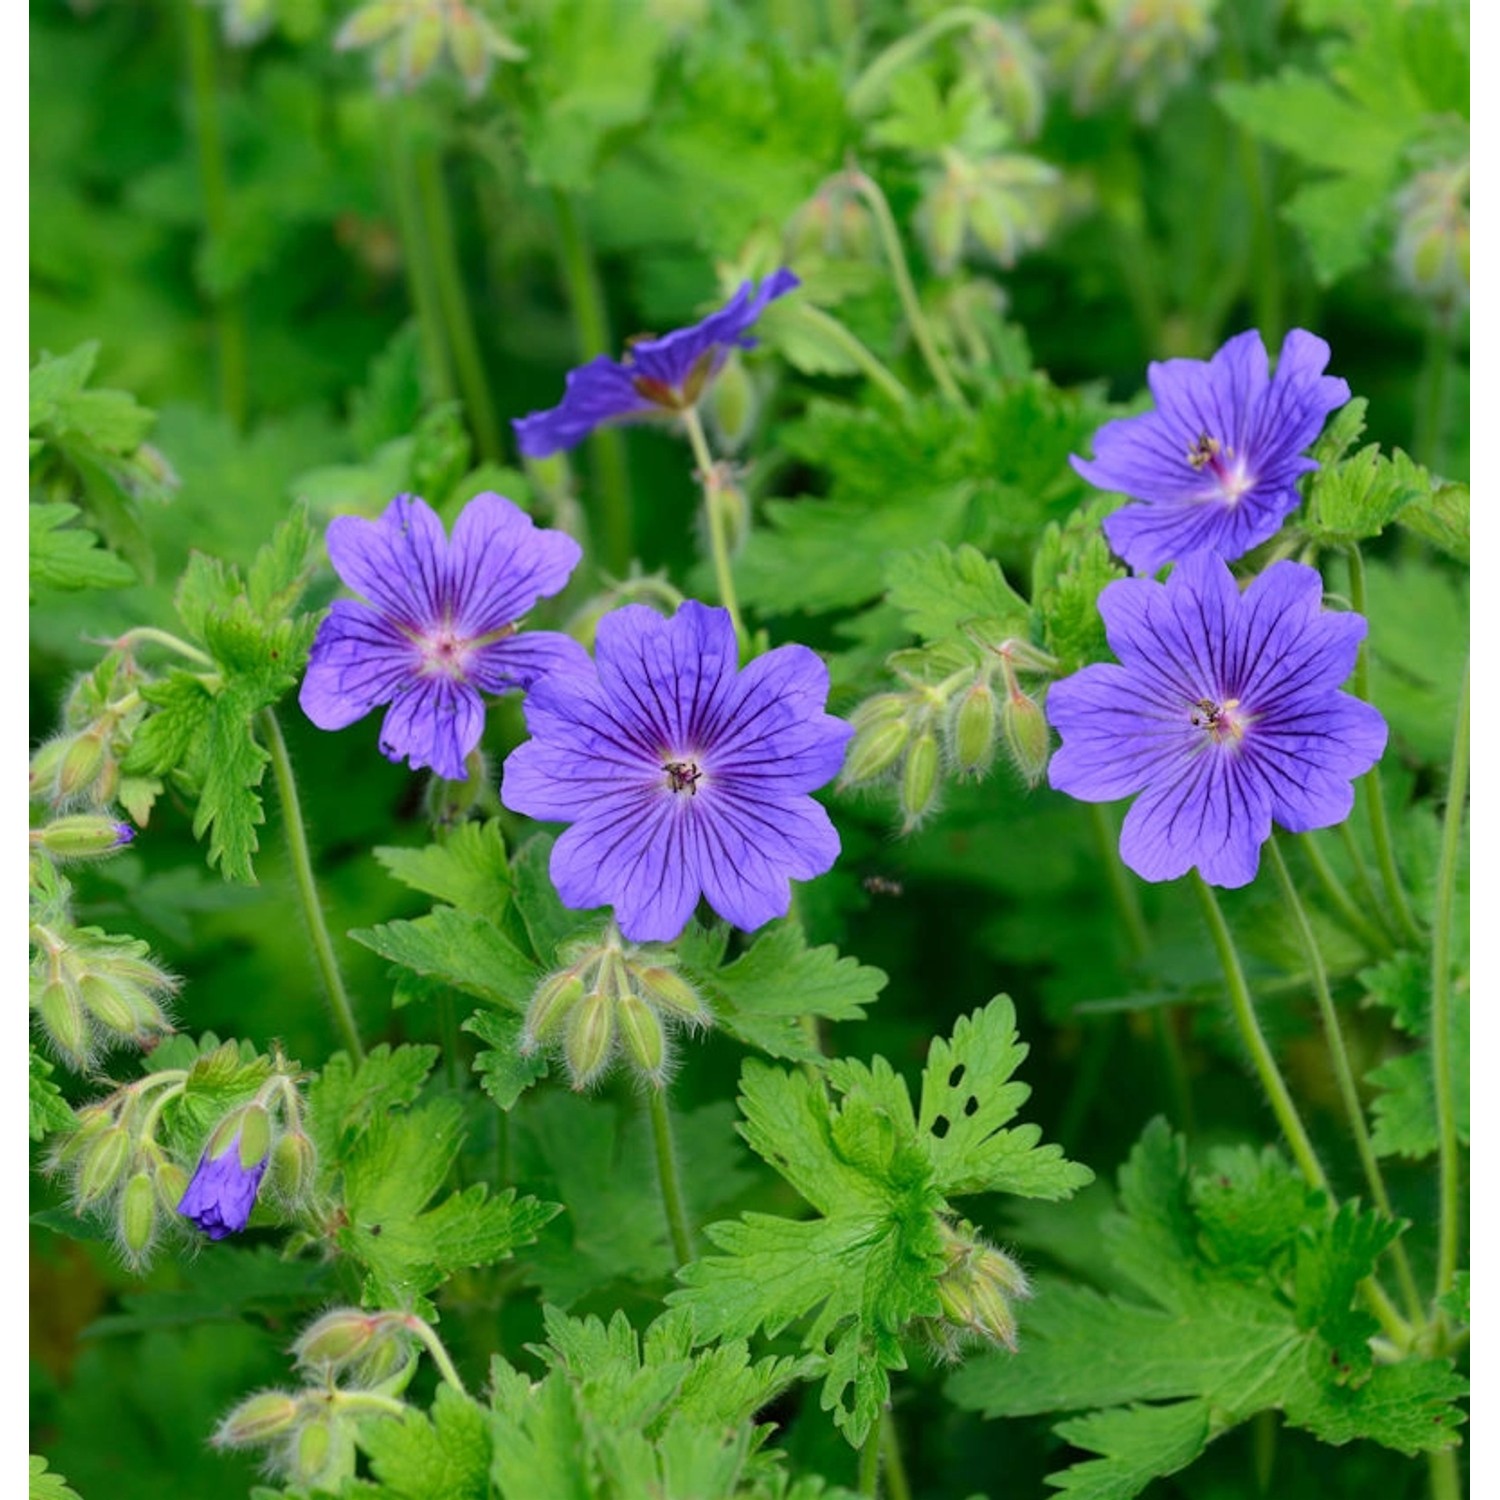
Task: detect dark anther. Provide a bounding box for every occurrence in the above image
[664,759,703,795]
[1186,432,1221,470]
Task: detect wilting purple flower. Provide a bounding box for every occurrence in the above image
[178,1130,269,1240]
[513,270,800,459]
[500,601,852,941]
[299,493,584,781]
[1046,552,1386,887]
[1072,329,1351,573]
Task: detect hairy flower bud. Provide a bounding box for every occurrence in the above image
[269,1130,317,1203]
[119,1171,157,1259]
[841,715,911,787]
[565,990,616,1090]
[1001,687,1052,788]
[35,976,91,1069]
[57,729,107,800]
[705,353,759,453]
[154,1160,189,1215]
[522,970,587,1053]
[214,1390,302,1448]
[617,992,667,1083]
[78,1126,132,1205]
[950,680,999,777]
[33,816,134,861]
[900,731,941,828]
[77,973,141,1036]
[634,964,711,1028]
[293,1309,386,1371]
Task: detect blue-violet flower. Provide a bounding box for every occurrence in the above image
[500,600,852,941]
[1072,328,1350,573]
[178,1128,270,1240]
[1046,552,1386,887]
[513,270,799,458]
[299,493,584,781]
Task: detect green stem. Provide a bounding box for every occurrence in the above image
[258,710,364,1064]
[1414,307,1457,476]
[792,303,914,407]
[402,1314,467,1394]
[847,6,994,115]
[113,627,213,667]
[1299,832,1393,957]
[387,114,456,403]
[184,1,247,428]
[1193,875,1326,1192]
[647,1087,695,1266]
[843,169,968,409]
[551,190,633,574]
[1427,1448,1461,1500]
[1345,545,1423,946]
[1337,819,1385,921]
[881,1406,912,1500]
[1266,839,1424,1324]
[1432,661,1468,1326]
[681,406,747,652]
[412,142,502,462]
[857,1414,883,1496]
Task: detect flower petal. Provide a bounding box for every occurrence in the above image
[469,629,592,694]
[299,602,420,731]
[378,676,485,781]
[1046,663,1193,801]
[512,356,653,458]
[325,494,448,627]
[446,492,582,635]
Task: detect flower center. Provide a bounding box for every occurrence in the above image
[662,758,703,796]
[420,625,474,680]
[1186,433,1254,502]
[1189,696,1249,744]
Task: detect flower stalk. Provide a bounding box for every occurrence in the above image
[647,1088,695,1267]
[681,405,748,653]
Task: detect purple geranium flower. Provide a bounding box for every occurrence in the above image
[1072,329,1351,573]
[500,600,852,942]
[178,1130,269,1240]
[1046,552,1387,887]
[513,270,799,458]
[299,492,585,781]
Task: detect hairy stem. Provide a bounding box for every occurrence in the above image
[843,169,968,409]
[857,1414,884,1496]
[1266,838,1424,1323]
[681,405,747,652]
[412,141,502,462]
[847,6,994,115]
[1427,1448,1461,1500]
[113,627,213,667]
[184,1,247,427]
[551,190,634,573]
[793,302,914,407]
[881,1406,912,1500]
[258,710,364,1064]
[1432,660,1468,1328]
[1345,544,1423,945]
[387,114,455,403]
[647,1087,695,1266]
[1193,875,1326,1192]
[403,1315,468,1394]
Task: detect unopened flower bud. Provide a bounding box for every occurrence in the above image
[522,970,586,1052]
[1001,688,1051,787]
[617,992,667,1082]
[215,1390,302,1448]
[78,1126,131,1205]
[77,973,140,1036]
[564,990,615,1089]
[34,816,134,861]
[706,354,759,453]
[706,471,751,555]
[54,1102,113,1167]
[900,731,941,827]
[154,1160,189,1215]
[446,6,489,93]
[922,173,968,276]
[634,965,711,1028]
[842,717,911,787]
[270,1130,317,1201]
[57,730,107,799]
[294,1309,385,1371]
[119,1171,157,1258]
[951,681,999,777]
[293,1413,346,1488]
[36,977,91,1067]
[401,11,445,87]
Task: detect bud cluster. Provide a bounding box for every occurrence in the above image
[49,1047,314,1268]
[1063,0,1219,123]
[840,636,1057,831]
[333,0,527,99]
[30,650,153,818]
[1392,157,1469,312]
[919,147,1063,276]
[928,1218,1032,1359]
[784,180,878,266]
[29,920,178,1072]
[521,924,713,1090]
[962,18,1048,142]
[214,1307,456,1490]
